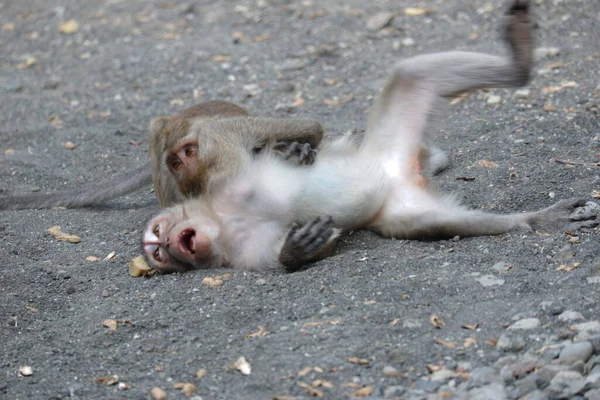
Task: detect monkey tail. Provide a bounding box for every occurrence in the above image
[0,166,152,210]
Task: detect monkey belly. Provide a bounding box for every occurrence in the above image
[295,157,389,229]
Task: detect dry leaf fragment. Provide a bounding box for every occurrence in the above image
[426,364,443,373]
[48,115,62,127]
[59,20,79,34]
[86,256,101,261]
[3,23,15,31]
[129,255,154,277]
[4,148,15,155]
[118,382,129,390]
[173,383,196,397]
[48,226,81,243]
[464,337,477,348]
[254,34,269,42]
[212,55,231,62]
[233,357,251,375]
[430,315,445,329]
[63,141,77,150]
[543,104,557,112]
[434,338,456,349]
[160,32,180,40]
[151,387,167,400]
[541,86,562,93]
[363,300,376,305]
[347,357,370,365]
[349,386,374,397]
[592,190,600,199]
[323,94,353,106]
[450,92,469,105]
[222,273,232,279]
[456,176,475,181]
[476,160,498,168]
[18,366,33,376]
[24,306,38,312]
[94,375,119,386]
[462,324,479,331]
[297,381,323,397]
[290,97,305,107]
[246,326,269,338]
[561,81,577,88]
[404,7,434,16]
[202,276,224,287]
[486,337,499,347]
[195,369,207,379]
[298,367,313,376]
[314,366,323,373]
[16,56,37,69]
[556,262,580,272]
[340,382,361,388]
[103,251,116,261]
[390,318,401,326]
[102,319,134,331]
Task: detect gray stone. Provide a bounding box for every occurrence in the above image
[468,383,507,400]
[514,88,531,99]
[558,310,585,322]
[539,301,564,316]
[572,321,600,334]
[366,12,395,31]
[474,274,505,287]
[576,331,600,343]
[587,277,600,284]
[515,375,538,397]
[487,95,502,105]
[279,58,312,72]
[522,390,548,400]
[535,365,573,388]
[495,356,519,368]
[430,369,456,382]
[497,333,526,352]
[534,46,560,61]
[401,37,415,47]
[383,385,407,398]
[509,318,541,330]
[469,366,501,388]
[559,342,594,364]
[549,370,585,397]
[491,261,511,273]
[402,319,422,329]
[553,244,574,263]
[588,335,600,353]
[511,311,538,321]
[414,378,440,393]
[585,373,600,390]
[585,389,600,400]
[382,365,401,377]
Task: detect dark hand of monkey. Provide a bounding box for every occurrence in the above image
[279,216,335,271]
[273,141,317,166]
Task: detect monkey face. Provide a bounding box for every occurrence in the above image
[142,202,227,273]
[166,139,199,178]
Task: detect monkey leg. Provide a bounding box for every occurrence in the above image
[362,0,532,171]
[278,216,341,272]
[369,198,598,240]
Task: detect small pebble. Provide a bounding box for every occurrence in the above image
[487,95,502,104]
[558,311,585,322]
[497,333,526,352]
[509,318,541,330]
[559,342,594,364]
[430,369,455,382]
[366,12,395,31]
[514,88,530,98]
[534,47,560,60]
[401,37,415,46]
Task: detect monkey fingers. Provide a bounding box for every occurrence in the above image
[527,198,599,233]
[279,216,335,271]
[273,141,317,165]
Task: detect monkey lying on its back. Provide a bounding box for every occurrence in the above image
[142,0,598,273]
[0,101,325,210]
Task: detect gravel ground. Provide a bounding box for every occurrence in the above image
[1,0,599,399]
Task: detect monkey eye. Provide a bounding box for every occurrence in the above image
[153,247,164,263]
[170,159,182,171]
[152,224,160,237]
[184,145,197,158]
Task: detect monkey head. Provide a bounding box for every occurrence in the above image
[142,201,228,273]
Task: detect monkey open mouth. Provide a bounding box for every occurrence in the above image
[177,228,196,259]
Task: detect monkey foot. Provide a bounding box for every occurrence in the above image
[505,0,532,75]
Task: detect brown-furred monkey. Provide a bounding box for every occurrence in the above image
[0,101,324,210]
[142,0,598,273]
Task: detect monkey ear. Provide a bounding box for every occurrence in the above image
[148,116,173,149]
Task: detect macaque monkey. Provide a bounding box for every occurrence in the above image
[0,101,324,210]
[142,0,598,274]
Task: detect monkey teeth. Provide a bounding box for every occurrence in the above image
[178,229,196,257]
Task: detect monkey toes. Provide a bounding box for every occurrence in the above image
[273,141,317,165]
[528,199,599,233]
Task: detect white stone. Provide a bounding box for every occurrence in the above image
[508,318,541,330]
